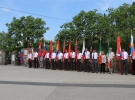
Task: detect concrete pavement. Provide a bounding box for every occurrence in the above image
[0,65,135,100]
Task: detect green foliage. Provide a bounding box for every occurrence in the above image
[0,16,49,52]
[55,2,135,54]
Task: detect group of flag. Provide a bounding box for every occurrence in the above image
[19,34,134,66]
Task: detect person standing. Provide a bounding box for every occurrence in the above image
[121,48,128,75]
[70,50,76,71]
[100,51,106,73]
[51,50,56,70]
[108,48,115,74]
[45,51,50,69]
[130,49,135,75]
[58,50,63,70]
[27,50,32,68]
[77,50,82,72]
[91,49,98,73]
[85,48,90,72]
[33,50,38,68]
[64,50,69,70]
[39,53,44,68]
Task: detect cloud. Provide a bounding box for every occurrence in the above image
[1,7,10,12]
[98,0,113,11]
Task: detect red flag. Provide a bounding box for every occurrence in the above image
[43,42,46,57]
[56,40,60,58]
[116,36,121,60]
[75,39,78,59]
[63,40,66,53]
[68,40,72,59]
[49,41,53,58]
[38,42,42,58]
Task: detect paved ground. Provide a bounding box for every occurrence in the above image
[0,65,135,100]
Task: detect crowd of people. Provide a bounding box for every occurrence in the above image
[27,47,135,75]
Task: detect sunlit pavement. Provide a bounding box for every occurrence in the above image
[0,65,135,100]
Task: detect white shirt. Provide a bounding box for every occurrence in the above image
[70,52,75,58]
[108,52,115,61]
[45,52,49,58]
[121,51,128,60]
[28,53,32,59]
[58,53,63,60]
[92,52,98,59]
[34,52,38,58]
[102,55,106,63]
[64,53,69,59]
[77,53,82,59]
[51,52,56,59]
[85,51,90,59]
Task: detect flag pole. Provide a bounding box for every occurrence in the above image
[118,32,121,74]
[131,29,133,74]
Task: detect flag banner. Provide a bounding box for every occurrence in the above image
[68,40,72,59]
[26,42,29,62]
[20,49,24,64]
[38,42,42,58]
[63,40,66,53]
[116,36,121,60]
[98,38,102,64]
[75,39,78,59]
[130,34,134,55]
[90,40,93,53]
[82,38,86,59]
[49,41,53,58]
[31,47,34,60]
[43,41,46,57]
[56,40,60,58]
[107,42,110,68]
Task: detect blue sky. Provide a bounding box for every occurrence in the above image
[0,0,134,41]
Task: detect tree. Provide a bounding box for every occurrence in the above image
[5,16,49,51]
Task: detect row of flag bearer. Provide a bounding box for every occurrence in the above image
[24,34,135,75]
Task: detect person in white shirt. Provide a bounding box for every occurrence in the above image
[58,50,63,70]
[39,53,44,68]
[64,50,69,70]
[84,48,90,72]
[91,49,98,73]
[34,50,38,68]
[121,48,128,75]
[51,50,56,70]
[45,51,50,69]
[70,50,76,71]
[27,50,32,68]
[108,48,115,74]
[77,50,82,72]
[100,51,106,73]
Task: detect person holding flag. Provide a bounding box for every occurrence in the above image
[58,50,63,70]
[45,50,50,69]
[130,33,135,75]
[33,50,38,68]
[91,49,98,73]
[51,50,56,70]
[77,50,82,72]
[64,50,69,70]
[27,50,32,68]
[84,48,90,72]
[70,50,76,71]
[108,48,115,74]
[120,48,128,75]
[100,51,106,73]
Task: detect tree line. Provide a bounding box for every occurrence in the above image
[0,2,135,53]
[55,2,135,53]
